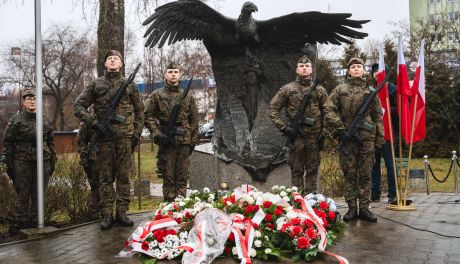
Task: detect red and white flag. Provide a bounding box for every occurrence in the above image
[376,45,392,141]
[409,40,426,143]
[397,36,412,144]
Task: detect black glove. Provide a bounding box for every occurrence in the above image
[130,135,139,152]
[91,121,108,135]
[189,144,195,155]
[153,133,169,145]
[280,126,297,138]
[50,156,57,176]
[336,129,347,142]
[317,133,326,150]
[5,156,15,181]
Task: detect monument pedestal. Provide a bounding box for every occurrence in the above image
[189,143,292,192]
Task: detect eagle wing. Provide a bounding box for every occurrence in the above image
[257,11,369,50]
[143,0,236,48]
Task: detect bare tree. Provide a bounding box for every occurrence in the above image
[2,24,96,130]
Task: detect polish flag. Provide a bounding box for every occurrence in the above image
[397,36,412,144]
[376,45,392,141]
[409,40,426,143]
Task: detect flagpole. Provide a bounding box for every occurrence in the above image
[403,93,419,206]
[397,94,404,206]
[386,97,400,206]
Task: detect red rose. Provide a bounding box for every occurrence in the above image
[224,246,231,255]
[185,212,191,219]
[322,218,328,228]
[263,201,273,208]
[266,223,275,230]
[175,218,182,224]
[317,211,326,218]
[328,211,336,221]
[319,201,329,210]
[313,208,319,215]
[291,218,301,225]
[305,227,316,239]
[305,219,314,227]
[297,237,310,249]
[265,213,273,222]
[252,223,259,229]
[231,195,236,203]
[274,209,282,216]
[141,241,150,251]
[167,229,177,235]
[228,232,235,241]
[244,205,253,214]
[292,226,302,235]
[124,240,130,248]
[253,205,260,211]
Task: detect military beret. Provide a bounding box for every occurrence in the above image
[165,61,180,70]
[104,50,122,61]
[347,57,364,68]
[297,55,311,64]
[22,88,36,99]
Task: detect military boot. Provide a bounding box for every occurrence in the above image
[359,207,377,222]
[343,200,358,222]
[116,211,134,226]
[100,214,113,230]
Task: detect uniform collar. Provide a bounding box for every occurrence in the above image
[296,76,312,87]
[23,110,36,119]
[165,81,180,92]
[105,71,122,80]
[347,77,366,86]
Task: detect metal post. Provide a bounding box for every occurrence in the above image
[34,0,44,229]
[424,155,430,195]
[453,151,458,196]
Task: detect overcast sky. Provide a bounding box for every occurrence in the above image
[0,0,409,58]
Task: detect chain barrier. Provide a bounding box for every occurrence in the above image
[427,160,454,183]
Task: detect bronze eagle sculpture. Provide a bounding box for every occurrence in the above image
[143,0,369,181]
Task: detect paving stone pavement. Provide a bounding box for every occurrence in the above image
[0,193,459,264]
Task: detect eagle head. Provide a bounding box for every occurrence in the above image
[241,1,258,15]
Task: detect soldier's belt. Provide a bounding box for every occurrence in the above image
[160,120,189,126]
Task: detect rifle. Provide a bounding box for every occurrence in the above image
[88,63,142,151]
[271,79,321,164]
[337,73,391,152]
[163,77,194,144]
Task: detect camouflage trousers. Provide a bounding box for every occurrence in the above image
[339,141,375,208]
[13,159,50,225]
[81,159,100,216]
[288,136,320,194]
[157,144,189,202]
[96,138,131,215]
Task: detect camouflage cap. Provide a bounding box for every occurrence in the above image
[297,55,311,64]
[22,88,36,98]
[165,61,180,70]
[104,50,122,62]
[347,57,364,68]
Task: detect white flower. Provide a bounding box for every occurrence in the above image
[192,190,199,195]
[232,247,238,255]
[286,188,291,193]
[203,187,210,193]
[272,185,280,192]
[226,201,232,206]
[279,191,287,197]
[254,230,262,238]
[178,201,186,207]
[308,199,317,206]
[279,186,286,191]
[250,248,257,257]
[286,211,297,219]
[330,203,337,211]
[195,197,201,202]
[265,248,272,254]
[291,186,298,192]
[283,196,290,202]
[316,194,325,201]
[265,235,269,241]
[254,240,262,248]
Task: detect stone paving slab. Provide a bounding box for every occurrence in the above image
[1,193,459,264]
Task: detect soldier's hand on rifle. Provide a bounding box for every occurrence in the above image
[91,121,108,135]
[131,135,139,152]
[153,133,169,145]
[317,133,326,150]
[336,128,348,143]
[280,126,297,138]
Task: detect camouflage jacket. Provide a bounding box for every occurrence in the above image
[2,110,56,161]
[324,77,385,146]
[269,77,328,137]
[73,71,144,140]
[144,83,199,145]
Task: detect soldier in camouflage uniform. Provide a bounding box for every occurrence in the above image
[2,88,57,230]
[76,107,100,220]
[269,55,328,193]
[144,62,199,202]
[74,50,144,230]
[323,58,385,222]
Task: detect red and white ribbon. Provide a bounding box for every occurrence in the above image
[231,208,265,264]
[292,193,348,264]
[178,220,207,263]
[130,217,178,257]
